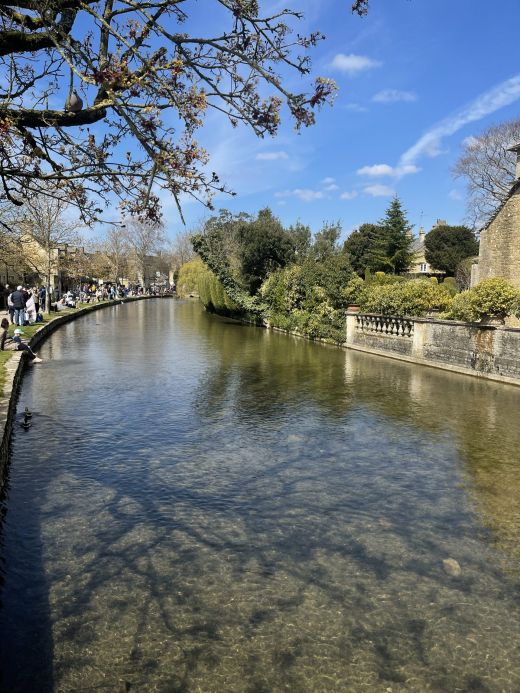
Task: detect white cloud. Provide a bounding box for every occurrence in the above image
[357,163,420,178]
[357,163,394,177]
[322,177,336,185]
[343,103,368,113]
[372,89,417,103]
[340,191,358,200]
[400,74,520,166]
[330,53,381,76]
[363,184,395,197]
[256,151,289,161]
[275,188,325,202]
[449,189,463,201]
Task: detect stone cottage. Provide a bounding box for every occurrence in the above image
[407,221,445,277]
[473,142,520,289]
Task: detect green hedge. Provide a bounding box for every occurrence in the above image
[359,278,453,317]
[445,278,520,322]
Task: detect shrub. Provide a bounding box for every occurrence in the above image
[342,275,367,305]
[446,278,520,322]
[370,272,406,286]
[441,276,458,296]
[360,279,453,317]
[260,265,305,313]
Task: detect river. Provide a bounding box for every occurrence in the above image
[0,298,519,692]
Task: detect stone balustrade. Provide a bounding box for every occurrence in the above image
[356,313,414,338]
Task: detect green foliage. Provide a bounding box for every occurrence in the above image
[442,276,458,296]
[344,223,389,275]
[342,275,367,305]
[260,265,306,313]
[360,279,453,317]
[369,272,406,286]
[424,225,479,276]
[344,198,414,276]
[191,233,266,315]
[235,208,295,293]
[176,257,206,298]
[379,197,415,274]
[198,265,238,314]
[446,278,520,322]
[287,222,312,258]
[199,208,294,295]
[260,229,354,343]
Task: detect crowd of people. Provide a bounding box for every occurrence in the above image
[1,281,174,364]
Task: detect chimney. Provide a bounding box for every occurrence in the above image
[419,227,425,242]
[507,141,520,181]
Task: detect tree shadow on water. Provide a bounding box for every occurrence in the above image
[0,442,54,693]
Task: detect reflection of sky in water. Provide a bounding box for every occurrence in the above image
[0,299,519,692]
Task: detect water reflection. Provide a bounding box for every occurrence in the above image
[0,300,519,692]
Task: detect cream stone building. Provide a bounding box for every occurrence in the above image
[407,221,446,277]
[473,142,520,289]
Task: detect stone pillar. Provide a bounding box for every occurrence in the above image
[470,260,479,287]
[345,309,358,344]
[411,319,425,359]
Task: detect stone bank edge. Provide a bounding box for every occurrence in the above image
[264,312,520,387]
[0,296,156,485]
[344,311,520,388]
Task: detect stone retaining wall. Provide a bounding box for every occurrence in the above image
[0,296,155,488]
[346,311,520,386]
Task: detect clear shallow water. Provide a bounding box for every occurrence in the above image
[0,299,519,692]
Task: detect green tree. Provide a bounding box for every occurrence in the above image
[235,208,294,293]
[379,197,414,274]
[343,223,389,276]
[199,208,294,295]
[424,225,479,276]
[287,222,312,259]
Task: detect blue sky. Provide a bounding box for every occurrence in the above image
[164,0,520,240]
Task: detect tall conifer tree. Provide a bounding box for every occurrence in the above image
[379,197,414,274]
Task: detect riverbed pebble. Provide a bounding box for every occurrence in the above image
[442,558,462,577]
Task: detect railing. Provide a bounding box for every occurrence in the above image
[356,313,414,337]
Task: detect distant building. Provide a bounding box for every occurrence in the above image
[473,142,520,289]
[406,221,446,277]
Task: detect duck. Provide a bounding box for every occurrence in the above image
[24,407,32,420]
[20,416,31,430]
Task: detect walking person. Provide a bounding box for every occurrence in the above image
[25,291,37,323]
[10,285,26,326]
[39,286,46,312]
[7,288,15,324]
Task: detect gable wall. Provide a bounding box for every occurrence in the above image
[478,188,520,289]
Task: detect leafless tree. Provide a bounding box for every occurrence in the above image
[0,1,347,225]
[453,118,520,228]
[100,227,130,285]
[169,228,197,272]
[123,218,165,287]
[12,189,81,310]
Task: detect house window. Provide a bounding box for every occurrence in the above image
[420,263,427,272]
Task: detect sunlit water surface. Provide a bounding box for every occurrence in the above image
[0,299,519,692]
